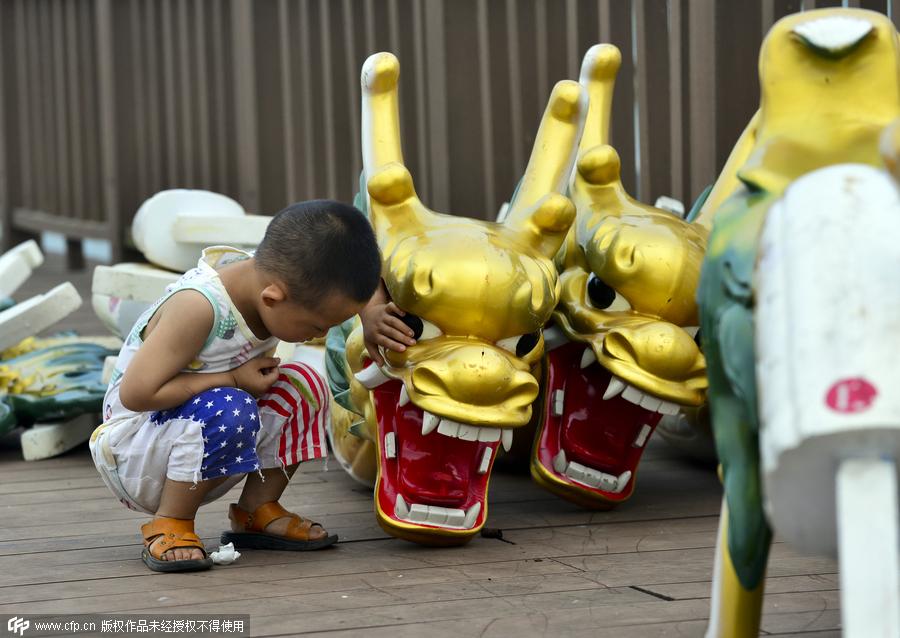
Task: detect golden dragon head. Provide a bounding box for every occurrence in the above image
[530,45,708,508]
[344,52,586,544]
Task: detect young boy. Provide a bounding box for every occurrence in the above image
[90,200,382,572]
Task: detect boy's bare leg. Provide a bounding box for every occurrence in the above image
[235,464,303,536]
[154,476,228,561]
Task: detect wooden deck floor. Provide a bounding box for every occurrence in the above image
[0,255,841,637]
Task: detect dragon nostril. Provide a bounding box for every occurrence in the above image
[604,330,638,362]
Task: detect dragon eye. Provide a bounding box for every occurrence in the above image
[587,274,631,312]
[496,332,542,358]
[400,314,442,340]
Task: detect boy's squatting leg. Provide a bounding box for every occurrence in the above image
[154,476,229,562]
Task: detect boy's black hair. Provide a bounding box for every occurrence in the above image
[255,200,382,307]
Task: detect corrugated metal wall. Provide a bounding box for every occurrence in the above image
[1,0,898,262]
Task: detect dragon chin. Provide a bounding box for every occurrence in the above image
[531,341,664,509]
[371,379,508,545]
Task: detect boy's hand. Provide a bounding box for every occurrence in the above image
[361,301,416,367]
[231,356,281,397]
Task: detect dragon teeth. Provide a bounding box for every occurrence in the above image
[394,494,409,519]
[657,400,680,415]
[384,432,397,459]
[422,411,440,436]
[478,448,492,474]
[552,449,568,474]
[554,457,631,494]
[580,348,598,369]
[393,500,481,529]
[603,375,627,400]
[633,424,652,448]
[398,385,410,407]
[501,429,513,452]
[354,364,391,389]
[463,502,481,528]
[551,390,565,417]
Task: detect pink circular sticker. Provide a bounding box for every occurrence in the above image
[825,378,878,413]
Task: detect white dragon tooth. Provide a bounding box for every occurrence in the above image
[354,364,391,389]
[437,419,460,438]
[580,348,597,369]
[443,508,467,527]
[684,326,700,339]
[463,502,482,528]
[500,428,513,452]
[597,471,618,491]
[622,384,644,406]
[551,390,565,417]
[552,449,568,474]
[615,470,633,493]
[398,385,410,407]
[478,448,492,474]
[394,494,409,519]
[422,411,440,436]
[639,394,662,412]
[477,427,501,442]
[633,424,652,448]
[457,424,480,441]
[408,504,429,522]
[603,376,627,400]
[384,432,397,459]
[542,325,570,351]
[657,400,681,415]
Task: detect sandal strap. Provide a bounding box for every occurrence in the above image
[229,501,325,539]
[141,517,207,561]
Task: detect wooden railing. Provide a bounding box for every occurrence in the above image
[1,0,898,263]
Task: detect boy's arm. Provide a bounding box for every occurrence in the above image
[359,280,416,366]
[118,290,277,412]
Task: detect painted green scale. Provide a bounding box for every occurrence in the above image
[0,336,118,437]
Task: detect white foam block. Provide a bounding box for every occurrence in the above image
[21,413,97,461]
[0,240,44,298]
[0,282,82,352]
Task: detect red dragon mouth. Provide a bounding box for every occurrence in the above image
[371,380,510,541]
[532,341,674,507]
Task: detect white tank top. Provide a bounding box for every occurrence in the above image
[103,246,279,423]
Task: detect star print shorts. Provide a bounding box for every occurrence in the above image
[89,363,329,515]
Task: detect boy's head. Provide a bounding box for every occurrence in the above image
[255,200,381,342]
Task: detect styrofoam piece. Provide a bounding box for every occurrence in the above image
[836,457,900,638]
[756,163,900,554]
[172,214,271,247]
[21,413,97,461]
[91,263,180,339]
[132,189,246,272]
[0,240,44,298]
[0,282,82,352]
[92,263,179,302]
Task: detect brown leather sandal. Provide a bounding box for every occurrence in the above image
[220,501,338,550]
[141,517,213,573]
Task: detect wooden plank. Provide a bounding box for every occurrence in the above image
[476,0,496,215]
[423,0,450,211]
[95,0,121,259]
[687,0,716,203]
[635,0,672,203]
[176,0,194,185]
[143,0,163,195]
[231,0,259,209]
[12,208,111,239]
[51,0,70,217]
[668,0,689,203]
[505,0,525,181]
[318,0,337,199]
[598,0,637,194]
[278,0,297,204]
[78,0,100,222]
